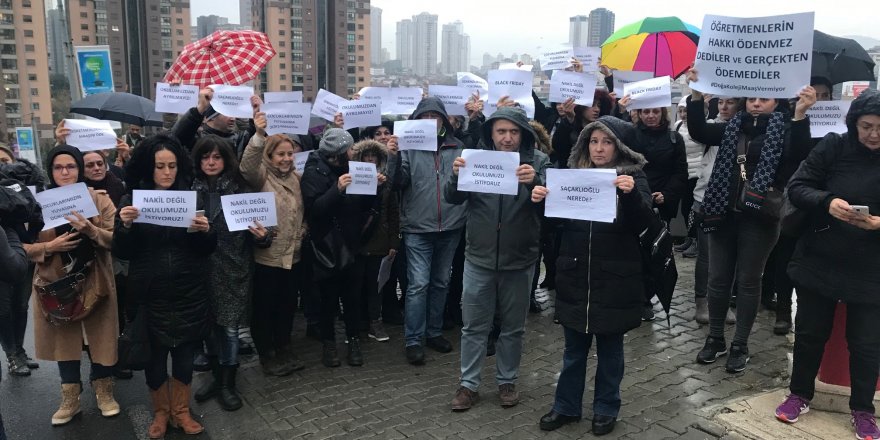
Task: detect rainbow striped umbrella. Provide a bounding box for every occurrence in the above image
[601,17,700,79]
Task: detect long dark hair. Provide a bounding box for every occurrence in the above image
[124,133,192,191]
[191,135,244,185]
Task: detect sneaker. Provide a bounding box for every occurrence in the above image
[426,336,453,353]
[696,336,728,364]
[368,321,390,342]
[852,410,880,440]
[451,386,479,411]
[682,241,698,258]
[775,394,810,423]
[498,383,519,407]
[405,345,425,365]
[674,237,694,252]
[7,354,31,377]
[641,305,656,322]
[725,344,750,373]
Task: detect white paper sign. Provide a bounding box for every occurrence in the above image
[220,192,278,232]
[692,12,814,98]
[623,76,672,111]
[457,150,520,196]
[357,87,389,108]
[612,70,655,94]
[544,168,618,223]
[63,119,117,152]
[550,70,596,106]
[458,72,489,102]
[264,91,303,103]
[132,190,197,228]
[488,69,535,118]
[155,82,199,114]
[311,89,348,121]
[294,151,312,174]
[35,182,99,230]
[207,84,253,118]
[394,120,437,151]
[262,102,312,135]
[541,48,574,71]
[340,101,381,130]
[572,47,601,73]
[347,161,378,195]
[500,63,533,71]
[807,100,851,138]
[388,88,422,115]
[428,85,470,116]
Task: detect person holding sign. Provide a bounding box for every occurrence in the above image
[550,91,614,169]
[25,145,120,426]
[113,135,215,438]
[685,68,815,374]
[190,136,272,411]
[775,90,880,440]
[530,116,654,436]
[390,97,467,366]
[171,86,257,159]
[240,111,307,377]
[444,107,549,412]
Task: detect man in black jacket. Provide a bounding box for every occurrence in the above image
[172,87,256,159]
[0,223,28,440]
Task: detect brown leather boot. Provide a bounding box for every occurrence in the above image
[51,383,82,426]
[169,378,204,435]
[148,382,171,439]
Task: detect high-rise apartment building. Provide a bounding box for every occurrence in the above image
[370,6,381,66]
[46,6,69,76]
[196,15,228,39]
[239,0,251,27]
[588,8,615,47]
[250,0,370,101]
[396,18,413,71]
[441,21,469,74]
[569,15,588,48]
[411,12,437,76]
[0,0,55,143]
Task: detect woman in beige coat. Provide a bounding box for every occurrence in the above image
[25,145,119,426]
[239,110,306,376]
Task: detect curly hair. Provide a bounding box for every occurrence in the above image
[191,135,242,183]
[124,133,192,191]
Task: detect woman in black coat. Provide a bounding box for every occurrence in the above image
[531,116,654,436]
[113,134,216,438]
[774,90,880,439]
[549,90,614,169]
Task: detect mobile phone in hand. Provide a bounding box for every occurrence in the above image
[187,210,205,233]
[851,205,870,216]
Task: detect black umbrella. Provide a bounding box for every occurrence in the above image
[639,218,678,328]
[70,92,164,127]
[812,30,877,85]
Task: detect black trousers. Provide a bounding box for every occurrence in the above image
[0,266,32,357]
[761,236,797,310]
[790,287,880,413]
[445,233,466,324]
[354,254,385,323]
[681,178,698,237]
[380,245,407,322]
[318,264,360,341]
[252,263,299,357]
[145,340,198,390]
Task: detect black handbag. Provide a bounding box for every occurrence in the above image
[733,137,784,222]
[310,221,354,279]
[117,306,151,371]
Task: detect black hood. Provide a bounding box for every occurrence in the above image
[409,97,454,135]
[479,106,537,157]
[847,89,880,138]
[45,144,85,188]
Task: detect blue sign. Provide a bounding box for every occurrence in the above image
[15,127,34,151]
[74,45,114,95]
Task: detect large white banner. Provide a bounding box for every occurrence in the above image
[457,150,520,196]
[623,76,672,111]
[544,168,618,223]
[692,12,814,98]
[807,101,851,138]
[132,190,197,229]
[549,70,596,106]
[35,183,99,230]
[207,84,253,118]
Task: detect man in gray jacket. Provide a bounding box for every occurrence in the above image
[444,107,550,411]
[393,97,467,365]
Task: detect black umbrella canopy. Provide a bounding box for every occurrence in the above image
[70,92,164,127]
[811,30,877,85]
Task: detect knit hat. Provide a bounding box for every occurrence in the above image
[318,128,355,156]
[0,143,14,161]
[204,105,221,120]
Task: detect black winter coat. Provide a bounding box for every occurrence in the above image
[625,122,688,221]
[172,107,255,159]
[787,132,880,305]
[112,196,217,347]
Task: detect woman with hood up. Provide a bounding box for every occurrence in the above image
[531,116,655,436]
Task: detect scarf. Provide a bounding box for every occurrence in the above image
[85,170,125,208]
[701,111,785,232]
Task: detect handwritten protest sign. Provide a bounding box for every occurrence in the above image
[155,82,199,114]
[612,70,654,94]
[394,120,436,151]
[488,69,535,118]
[550,70,596,106]
[311,89,348,121]
[63,119,117,152]
[693,12,814,98]
[221,192,278,232]
[807,100,851,138]
[572,47,601,73]
[262,102,311,135]
[357,87,388,108]
[623,76,672,110]
[347,161,378,195]
[457,72,489,101]
[428,85,470,116]
[207,84,253,118]
[35,183,99,230]
[132,190,197,228]
[457,150,520,196]
[340,101,381,130]
[263,91,302,103]
[544,168,617,223]
[541,48,574,71]
[388,88,422,115]
[294,151,312,174]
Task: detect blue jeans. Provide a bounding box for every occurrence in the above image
[403,229,462,346]
[553,327,625,418]
[459,261,533,391]
[217,325,240,366]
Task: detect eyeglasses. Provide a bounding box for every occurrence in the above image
[52,164,78,173]
[857,123,880,136]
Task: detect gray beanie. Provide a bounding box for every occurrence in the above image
[319,128,355,156]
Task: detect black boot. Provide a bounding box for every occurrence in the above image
[322,341,341,368]
[194,356,220,402]
[217,365,243,411]
[774,305,793,335]
[347,337,364,366]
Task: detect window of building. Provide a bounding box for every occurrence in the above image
[347,66,355,74]
[348,55,355,62]
[1,59,16,69]
[176,29,182,35]
[25,59,35,66]
[358,66,364,72]
[291,41,302,50]
[348,45,355,53]
[278,41,285,47]
[23,30,33,37]
[82,36,89,42]
[81,24,88,30]
[278,18,285,24]
[357,45,364,51]
[176,18,182,24]
[279,30,285,36]
[31,102,39,110]
[80,12,88,18]
[24,44,34,52]
[358,24,364,30]
[347,23,355,31]
[23,15,32,23]
[346,33,355,43]
[27,73,36,81]
[279,52,285,58]
[293,75,303,83]
[358,77,364,82]
[280,85,287,91]
[280,74,286,80]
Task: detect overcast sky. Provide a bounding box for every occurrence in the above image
[190,0,879,66]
